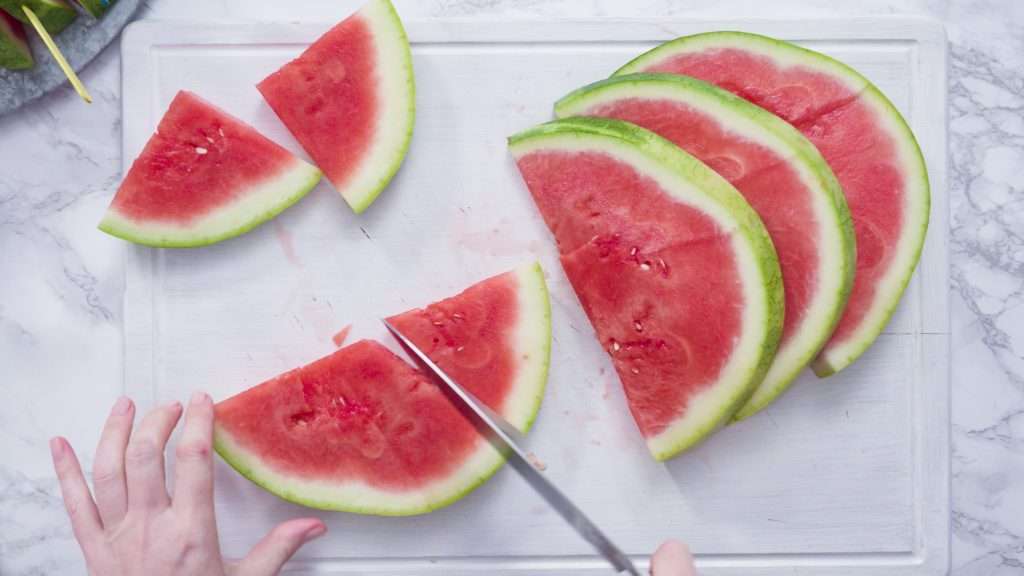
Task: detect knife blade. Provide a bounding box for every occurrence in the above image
[382,319,642,576]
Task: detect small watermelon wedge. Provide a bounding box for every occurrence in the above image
[214,263,550,515]
[554,74,855,419]
[510,118,783,459]
[616,31,930,376]
[257,0,415,214]
[0,10,32,70]
[99,91,322,248]
[0,0,77,34]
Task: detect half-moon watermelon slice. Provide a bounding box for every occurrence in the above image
[99,91,322,248]
[554,74,855,419]
[257,0,415,214]
[213,263,550,515]
[509,118,783,459]
[616,31,930,376]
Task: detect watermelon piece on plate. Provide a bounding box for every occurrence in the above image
[0,0,77,34]
[555,74,855,419]
[257,0,415,214]
[509,118,783,459]
[99,91,322,248]
[616,31,930,376]
[214,263,550,515]
[0,10,32,70]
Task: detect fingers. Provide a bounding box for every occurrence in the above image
[51,437,104,558]
[234,518,326,576]
[650,539,696,576]
[125,402,183,511]
[173,392,215,518]
[92,396,135,527]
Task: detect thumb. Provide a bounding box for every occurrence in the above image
[650,539,696,576]
[234,518,326,576]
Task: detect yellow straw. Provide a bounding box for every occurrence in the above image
[22,5,92,103]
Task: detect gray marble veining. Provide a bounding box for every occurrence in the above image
[1,1,1021,574]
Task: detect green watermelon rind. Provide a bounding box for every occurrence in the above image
[213,262,551,516]
[553,73,856,420]
[509,118,784,460]
[616,31,931,378]
[336,0,416,215]
[98,160,322,248]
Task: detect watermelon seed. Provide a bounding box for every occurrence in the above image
[640,262,651,271]
[611,340,621,352]
[456,346,465,352]
[205,136,215,144]
[634,321,644,332]
[432,320,444,327]
[218,128,225,137]
[195,146,208,155]
[631,367,640,375]
[452,312,464,320]
[630,247,638,256]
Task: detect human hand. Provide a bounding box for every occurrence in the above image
[650,539,697,575]
[51,393,326,576]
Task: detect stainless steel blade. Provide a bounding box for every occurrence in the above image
[382,319,642,576]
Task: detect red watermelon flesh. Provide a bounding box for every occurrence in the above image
[520,150,741,437]
[510,118,784,459]
[213,264,550,514]
[617,32,930,375]
[216,340,487,491]
[257,0,415,214]
[99,90,321,247]
[554,74,855,418]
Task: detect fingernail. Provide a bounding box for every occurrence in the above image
[190,391,209,406]
[304,523,327,541]
[113,396,132,415]
[49,437,65,459]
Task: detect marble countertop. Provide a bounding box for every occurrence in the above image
[0,0,1020,574]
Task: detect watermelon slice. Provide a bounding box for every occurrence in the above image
[554,74,855,419]
[616,31,930,376]
[99,91,322,248]
[0,10,32,70]
[0,0,77,34]
[509,118,783,459]
[257,0,415,214]
[214,263,550,515]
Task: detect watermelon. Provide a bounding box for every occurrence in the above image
[214,263,550,515]
[257,0,415,214]
[99,91,322,248]
[0,0,76,34]
[0,10,32,70]
[72,0,115,18]
[616,31,930,376]
[509,118,783,459]
[554,74,855,419]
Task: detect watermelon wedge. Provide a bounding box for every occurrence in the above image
[509,118,783,459]
[554,74,855,419]
[257,0,415,214]
[0,10,32,70]
[99,91,322,248]
[0,0,77,34]
[616,31,930,376]
[214,263,550,515]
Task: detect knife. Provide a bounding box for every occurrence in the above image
[382,320,643,576]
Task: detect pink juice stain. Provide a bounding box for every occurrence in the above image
[332,324,352,348]
[273,221,302,267]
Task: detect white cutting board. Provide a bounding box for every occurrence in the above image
[120,17,949,576]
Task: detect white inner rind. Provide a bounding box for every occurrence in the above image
[510,133,775,460]
[338,0,415,213]
[617,32,929,375]
[99,158,321,247]
[215,262,550,515]
[556,79,851,414]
